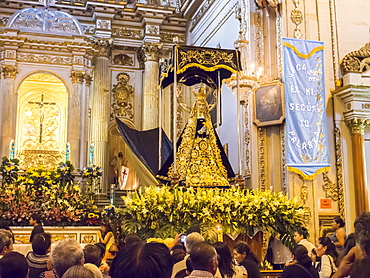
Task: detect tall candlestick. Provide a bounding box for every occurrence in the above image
[66,142,70,162]
[89,143,95,165]
[9,139,15,160]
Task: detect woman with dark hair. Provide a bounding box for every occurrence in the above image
[330,217,346,249]
[98,221,115,262]
[109,241,173,278]
[214,242,246,278]
[26,233,52,278]
[315,237,338,278]
[233,242,261,278]
[282,245,319,278]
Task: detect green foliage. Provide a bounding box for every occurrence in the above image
[116,186,309,245]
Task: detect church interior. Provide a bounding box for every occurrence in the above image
[1,0,370,272]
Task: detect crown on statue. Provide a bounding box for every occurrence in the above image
[193,86,208,100]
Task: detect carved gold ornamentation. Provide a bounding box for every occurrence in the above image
[341,43,370,74]
[255,8,263,67]
[145,25,160,35]
[2,65,18,79]
[291,0,303,39]
[111,72,134,120]
[112,28,144,39]
[160,32,185,43]
[85,73,93,87]
[81,234,97,244]
[17,53,73,65]
[142,42,162,62]
[346,118,370,135]
[19,149,63,169]
[113,53,134,66]
[71,70,85,84]
[190,0,217,31]
[281,124,287,193]
[322,172,339,201]
[299,174,309,204]
[97,19,111,30]
[93,38,113,57]
[276,15,283,78]
[243,100,251,177]
[178,49,237,70]
[334,127,345,220]
[259,127,266,190]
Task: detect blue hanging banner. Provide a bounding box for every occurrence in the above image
[283,38,330,180]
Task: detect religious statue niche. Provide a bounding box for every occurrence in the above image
[19,93,63,168]
[111,72,134,120]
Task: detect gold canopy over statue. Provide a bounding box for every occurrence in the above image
[157,86,235,187]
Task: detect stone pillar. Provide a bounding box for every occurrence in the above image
[69,70,85,170]
[142,42,162,130]
[346,118,370,216]
[0,65,18,158]
[90,40,111,192]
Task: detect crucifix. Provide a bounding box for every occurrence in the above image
[28,93,56,144]
[38,0,55,9]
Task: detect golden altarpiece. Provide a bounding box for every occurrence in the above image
[0,0,187,194]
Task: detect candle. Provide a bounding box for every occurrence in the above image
[216,224,223,242]
[9,139,15,160]
[89,143,95,165]
[66,142,70,162]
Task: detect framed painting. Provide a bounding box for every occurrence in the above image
[253,80,285,127]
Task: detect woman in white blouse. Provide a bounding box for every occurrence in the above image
[315,237,338,278]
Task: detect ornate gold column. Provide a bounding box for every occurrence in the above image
[69,70,85,169]
[346,118,370,216]
[0,65,18,158]
[90,39,111,192]
[142,42,162,130]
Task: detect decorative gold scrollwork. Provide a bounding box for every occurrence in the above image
[111,73,134,120]
[322,172,339,201]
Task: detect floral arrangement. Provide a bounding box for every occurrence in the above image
[117,186,309,244]
[0,156,19,184]
[81,165,103,178]
[0,158,95,226]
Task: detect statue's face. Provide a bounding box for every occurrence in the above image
[196,100,207,112]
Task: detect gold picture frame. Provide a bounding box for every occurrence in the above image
[253,80,285,127]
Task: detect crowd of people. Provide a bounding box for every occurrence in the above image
[0,212,369,278]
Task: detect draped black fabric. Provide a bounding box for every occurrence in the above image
[115,118,172,176]
[160,45,242,89]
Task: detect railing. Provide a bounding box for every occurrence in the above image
[260,270,283,277]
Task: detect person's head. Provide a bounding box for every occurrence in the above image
[344,233,356,256]
[0,251,29,278]
[83,244,102,266]
[124,233,141,247]
[0,220,11,231]
[189,242,218,275]
[294,227,309,243]
[109,241,173,278]
[171,248,186,264]
[331,216,345,230]
[354,212,370,256]
[30,213,42,226]
[32,233,51,255]
[51,238,84,277]
[214,242,235,278]
[292,245,312,267]
[94,243,106,261]
[316,237,338,260]
[62,265,94,278]
[233,242,259,265]
[184,232,204,253]
[100,221,112,235]
[0,229,13,255]
[84,263,103,278]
